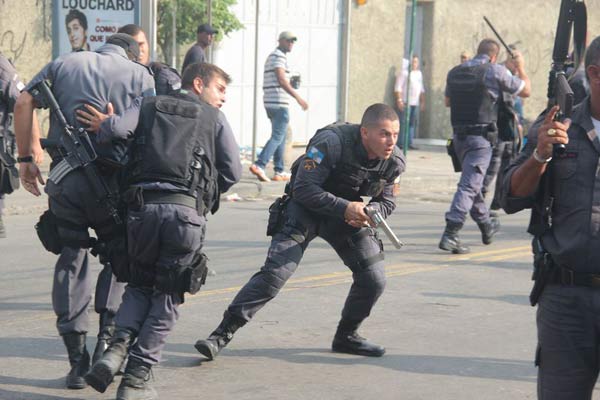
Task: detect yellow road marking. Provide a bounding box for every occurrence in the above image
[2,244,532,325]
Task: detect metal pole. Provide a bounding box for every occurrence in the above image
[207,0,213,62]
[171,0,177,68]
[251,0,260,162]
[403,0,417,157]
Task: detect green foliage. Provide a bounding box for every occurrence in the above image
[157,0,243,64]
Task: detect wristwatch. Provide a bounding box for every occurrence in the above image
[17,155,34,163]
[532,148,552,164]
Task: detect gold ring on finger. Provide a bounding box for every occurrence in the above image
[547,128,557,136]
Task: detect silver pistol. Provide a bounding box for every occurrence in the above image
[364,206,403,249]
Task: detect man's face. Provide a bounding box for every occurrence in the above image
[67,19,86,51]
[131,31,149,65]
[198,75,227,108]
[412,57,420,70]
[198,32,214,48]
[279,38,296,53]
[361,119,399,160]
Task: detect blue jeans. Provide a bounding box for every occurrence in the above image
[255,107,289,173]
[397,106,417,148]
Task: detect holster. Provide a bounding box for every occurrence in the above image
[154,251,209,301]
[446,139,462,173]
[91,234,129,283]
[35,210,64,255]
[0,162,19,194]
[530,249,554,306]
[266,195,290,236]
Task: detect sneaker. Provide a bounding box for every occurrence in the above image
[249,164,271,182]
[272,172,291,182]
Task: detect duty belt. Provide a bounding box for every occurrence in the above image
[549,266,600,288]
[452,125,490,136]
[142,191,196,209]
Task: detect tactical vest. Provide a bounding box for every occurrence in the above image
[291,123,400,201]
[128,92,220,214]
[447,63,496,130]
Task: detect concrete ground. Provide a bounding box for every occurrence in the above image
[1,147,593,400]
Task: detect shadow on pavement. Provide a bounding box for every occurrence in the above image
[0,337,64,361]
[0,387,87,400]
[162,343,535,382]
[422,292,530,306]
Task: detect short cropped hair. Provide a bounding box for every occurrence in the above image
[477,39,500,58]
[181,63,232,89]
[66,9,88,30]
[585,36,600,80]
[117,24,143,37]
[360,103,398,128]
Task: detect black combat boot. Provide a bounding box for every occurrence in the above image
[62,332,90,389]
[92,312,116,365]
[194,311,246,360]
[332,319,385,357]
[478,217,501,245]
[439,221,470,254]
[116,357,157,400]
[85,328,134,393]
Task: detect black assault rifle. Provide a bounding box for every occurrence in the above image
[32,80,122,225]
[548,0,587,155]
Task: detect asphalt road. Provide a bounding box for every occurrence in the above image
[0,192,576,400]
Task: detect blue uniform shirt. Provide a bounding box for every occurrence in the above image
[445,54,525,101]
[292,129,406,220]
[26,43,155,144]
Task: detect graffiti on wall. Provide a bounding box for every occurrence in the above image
[0,0,51,63]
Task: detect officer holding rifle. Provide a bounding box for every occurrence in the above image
[13,33,154,390]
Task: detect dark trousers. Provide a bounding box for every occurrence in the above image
[445,135,492,225]
[482,140,516,210]
[227,199,386,328]
[115,203,206,365]
[45,171,125,334]
[536,284,600,399]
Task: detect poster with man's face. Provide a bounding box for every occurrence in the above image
[53,1,140,58]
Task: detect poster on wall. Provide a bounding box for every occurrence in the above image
[53,1,140,58]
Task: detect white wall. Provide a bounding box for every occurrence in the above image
[213,0,342,148]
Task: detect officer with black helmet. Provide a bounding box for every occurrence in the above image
[83,62,241,400]
[13,33,155,390]
[194,103,405,361]
[440,38,531,254]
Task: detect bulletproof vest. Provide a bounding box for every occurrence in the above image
[447,63,496,128]
[150,62,182,96]
[128,92,220,213]
[291,123,398,201]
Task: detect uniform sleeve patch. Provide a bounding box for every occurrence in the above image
[306,146,324,164]
[303,159,317,171]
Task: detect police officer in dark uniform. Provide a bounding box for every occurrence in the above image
[13,34,155,390]
[0,53,42,237]
[194,103,405,360]
[440,38,531,254]
[117,24,182,96]
[501,36,600,400]
[83,62,241,400]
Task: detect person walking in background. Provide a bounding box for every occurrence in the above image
[249,31,309,182]
[181,23,218,73]
[394,55,425,150]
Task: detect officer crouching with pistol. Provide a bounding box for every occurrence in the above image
[83,62,241,400]
[194,103,405,361]
[13,34,155,390]
[501,36,600,399]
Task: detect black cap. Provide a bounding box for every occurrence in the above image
[106,33,140,60]
[197,23,218,34]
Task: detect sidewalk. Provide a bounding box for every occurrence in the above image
[3,146,461,216]
[230,145,460,203]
